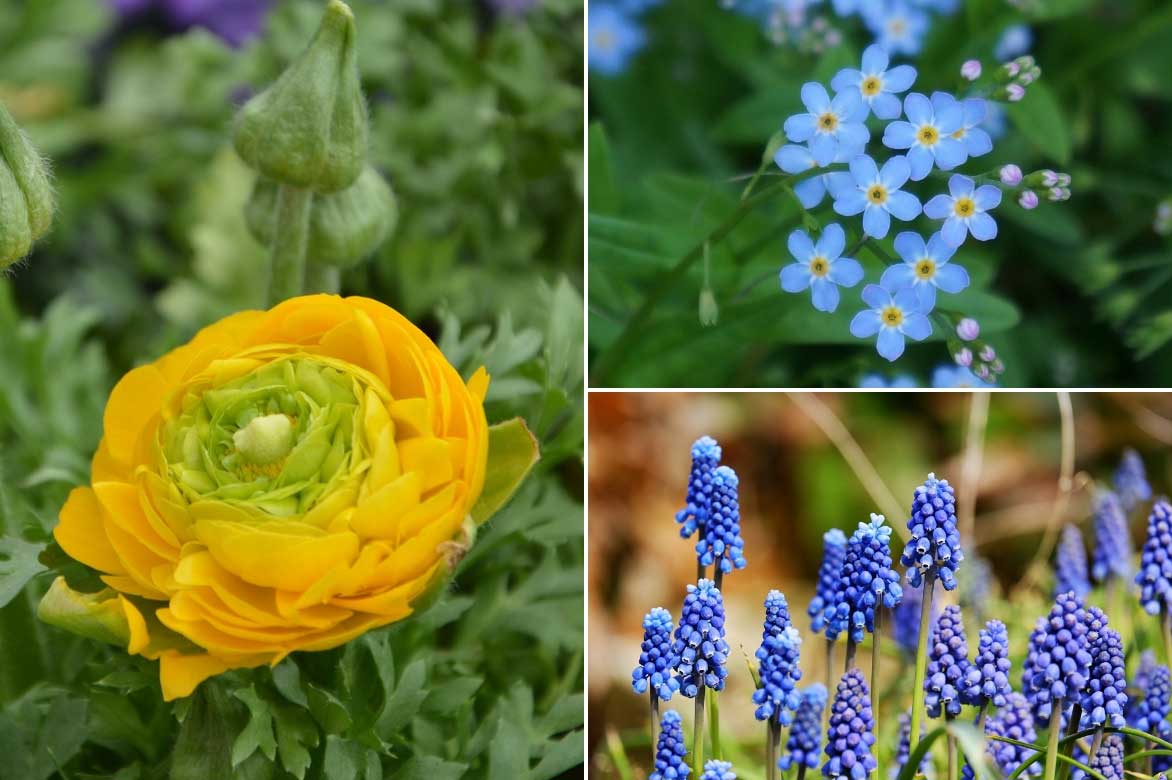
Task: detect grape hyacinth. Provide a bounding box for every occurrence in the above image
[650,710,691,780]
[891,711,930,780]
[754,592,804,726]
[1091,491,1133,583]
[965,619,1011,711]
[676,436,722,538]
[1125,650,1158,728]
[826,514,904,644]
[1080,624,1127,729]
[1115,447,1152,513]
[902,473,963,590]
[780,685,828,771]
[672,579,730,697]
[810,529,847,633]
[633,607,681,701]
[1127,663,1169,734]
[701,761,736,780]
[1136,500,1172,616]
[822,669,877,780]
[696,466,747,576]
[1021,591,1092,722]
[1055,525,1090,598]
[959,553,996,622]
[987,693,1042,778]
[1087,735,1125,780]
[893,581,934,657]
[925,605,972,718]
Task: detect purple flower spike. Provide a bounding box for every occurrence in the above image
[826,514,904,643]
[1136,500,1172,616]
[754,591,803,726]
[672,579,730,697]
[780,685,828,771]
[901,473,964,591]
[1092,491,1133,583]
[810,529,847,633]
[822,669,877,780]
[675,436,721,539]
[925,605,972,718]
[1115,448,1152,512]
[696,466,747,574]
[1055,525,1090,599]
[632,607,681,702]
[1021,591,1093,723]
[650,710,691,780]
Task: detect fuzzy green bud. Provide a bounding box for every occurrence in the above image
[233,0,367,194]
[246,165,397,269]
[0,101,54,268]
[233,413,295,465]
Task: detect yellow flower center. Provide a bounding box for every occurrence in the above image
[917,125,939,146]
[809,256,830,277]
[888,18,907,36]
[881,306,904,327]
[862,76,883,96]
[867,184,888,205]
[953,196,975,218]
[594,29,615,51]
[915,258,937,280]
[817,112,839,132]
[951,128,966,140]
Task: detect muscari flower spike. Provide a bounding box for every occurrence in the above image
[1081,623,1127,728]
[969,692,1041,779]
[822,669,877,780]
[1092,491,1133,584]
[826,514,903,643]
[632,607,681,702]
[1128,662,1169,734]
[1021,591,1092,722]
[965,619,1011,709]
[901,473,964,591]
[701,760,736,780]
[650,710,691,780]
[676,436,722,539]
[754,591,803,725]
[697,466,747,574]
[959,553,996,622]
[1136,500,1172,617]
[1055,524,1090,599]
[1126,650,1158,727]
[1115,448,1152,512]
[810,529,847,633]
[925,604,972,718]
[1085,735,1125,780]
[780,684,828,771]
[672,579,730,697]
[892,711,931,780]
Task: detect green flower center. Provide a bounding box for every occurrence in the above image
[161,355,377,517]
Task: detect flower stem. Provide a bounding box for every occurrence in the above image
[825,637,836,733]
[766,721,776,780]
[1089,729,1103,764]
[909,576,935,755]
[1162,608,1172,669]
[305,262,340,295]
[694,685,707,778]
[975,700,989,730]
[845,638,857,673]
[1044,703,1064,780]
[1060,703,1083,780]
[708,688,722,760]
[798,766,807,780]
[872,608,883,780]
[268,184,313,305]
[946,717,957,780]
[650,689,659,750]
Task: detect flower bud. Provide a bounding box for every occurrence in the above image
[957,318,980,341]
[999,164,1023,186]
[699,287,719,326]
[1048,187,1063,202]
[1002,61,1021,79]
[233,0,367,194]
[979,345,997,362]
[1006,84,1026,101]
[991,359,1005,374]
[0,101,54,268]
[955,348,973,367]
[1041,170,1059,187]
[1018,191,1039,210]
[246,165,398,268]
[961,60,982,81]
[1057,173,1071,187]
[975,364,991,380]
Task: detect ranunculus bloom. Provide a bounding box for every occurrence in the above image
[49,295,489,700]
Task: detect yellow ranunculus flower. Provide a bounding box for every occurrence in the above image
[48,295,489,700]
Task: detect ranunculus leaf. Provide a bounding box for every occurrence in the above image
[0,534,46,609]
[36,577,130,647]
[471,418,540,526]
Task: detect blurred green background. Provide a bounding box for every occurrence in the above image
[587,0,1172,388]
[0,0,584,777]
[588,391,1172,778]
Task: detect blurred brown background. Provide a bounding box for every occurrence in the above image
[587,391,1172,778]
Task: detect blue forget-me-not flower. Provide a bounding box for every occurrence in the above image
[780,224,864,313]
[849,283,932,362]
[831,44,918,120]
[883,93,967,180]
[881,231,969,312]
[783,83,870,166]
[774,143,858,210]
[589,5,645,75]
[832,155,923,239]
[924,174,1002,247]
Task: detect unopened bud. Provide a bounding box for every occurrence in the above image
[0,101,54,268]
[999,164,1023,186]
[956,318,980,341]
[1006,84,1026,101]
[961,60,982,81]
[955,348,973,367]
[1041,170,1059,187]
[979,345,997,362]
[1018,191,1039,210]
[699,287,719,326]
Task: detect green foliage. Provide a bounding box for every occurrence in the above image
[588,0,1172,387]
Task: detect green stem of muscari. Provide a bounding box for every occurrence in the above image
[1089,729,1103,766]
[872,607,882,780]
[996,726,1172,780]
[1044,703,1064,780]
[1162,607,1172,669]
[694,684,707,778]
[766,721,776,780]
[975,700,989,730]
[946,716,957,780]
[590,164,846,384]
[650,690,659,753]
[269,185,313,305]
[908,575,935,756]
[1059,704,1083,780]
[824,637,836,735]
[708,687,722,761]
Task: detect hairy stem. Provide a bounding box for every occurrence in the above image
[909,577,935,755]
[305,262,340,295]
[268,184,313,305]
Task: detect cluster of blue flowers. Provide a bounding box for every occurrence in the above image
[924,604,971,718]
[1081,623,1127,728]
[1092,491,1133,583]
[1021,591,1092,722]
[1055,524,1090,598]
[891,580,929,657]
[650,710,691,780]
[676,436,722,539]
[892,711,929,780]
[986,693,1041,778]
[824,514,903,643]
[1136,500,1172,617]
[1115,448,1152,513]
[823,669,877,780]
[1128,661,1169,735]
[697,466,748,575]
[810,529,847,632]
[588,0,663,75]
[779,684,828,771]
[633,607,681,701]
[753,592,804,725]
[672,579,731,697]
[700,761,737,780]
[901,473,964,590]
[966,619,1012,709]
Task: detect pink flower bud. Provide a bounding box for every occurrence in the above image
[999,164,1023,185]
[1048,187,1064,201]
[1057,173,1071,187]
[980,345,997,362]
[1018,191,1039,210]
[955,348,973,367]
[975,364,991,380]
[1007,84,1026,101]
[1041,170,1059,187]
[961,60,982,81]
[1003,61,1021,78]
[956,318,980,341]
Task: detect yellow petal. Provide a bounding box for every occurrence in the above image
[398,437,453,493]
[94,481,179,558]
[195,518,359,592]
[103,364,169,465]
[158,651,240,702]
[54,486,125,575]
[350,471,421,538]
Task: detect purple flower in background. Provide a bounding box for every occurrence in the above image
[1055,525,1090,599]
[110,0,272,47]
[1115,448,1152,513]
[810,529,847,633]
[1091,491,1132,584]
[780,685,828,771]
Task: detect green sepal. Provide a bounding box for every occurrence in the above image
[36,576,132,648]
[0,99,54,268]
[233,0,367,194]
[245,166,397,269]
[471,417,540,526]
